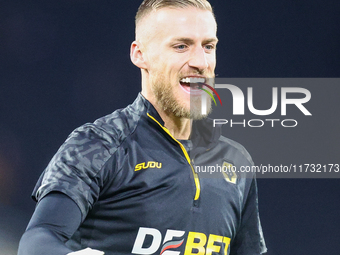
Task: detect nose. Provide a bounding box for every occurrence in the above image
[188,46,209,72]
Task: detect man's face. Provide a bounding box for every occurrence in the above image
[140,7,218,119]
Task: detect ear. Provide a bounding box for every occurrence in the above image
[130,41,148,69]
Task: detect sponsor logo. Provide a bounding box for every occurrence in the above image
[132,227,231,255]
[135,161,162,171]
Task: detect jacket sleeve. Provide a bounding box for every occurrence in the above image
[230,177,267,255]
[18,192,82,255]
[32,124,116,221]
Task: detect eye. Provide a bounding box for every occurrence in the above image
[204,44,215,51]
[174,44,188,51]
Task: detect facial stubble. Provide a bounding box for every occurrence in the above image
[151,73,212,120]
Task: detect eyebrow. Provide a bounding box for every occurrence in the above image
[171,37,219,44]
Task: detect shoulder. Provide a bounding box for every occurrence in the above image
[45,95,147,178]
[33,101,145,215]
[94,99,144,140]
[74,104,141,149]
[218,135,254,166]
[59,102,143,169]
[39,96,146,183]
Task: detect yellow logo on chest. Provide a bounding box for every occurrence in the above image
[134,161,162,171]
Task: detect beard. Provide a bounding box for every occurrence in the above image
[150,72,212,120]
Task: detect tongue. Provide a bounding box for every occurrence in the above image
[180,82,201,88]
[180,82,191,92]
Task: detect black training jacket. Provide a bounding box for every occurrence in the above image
[33,93,267,255]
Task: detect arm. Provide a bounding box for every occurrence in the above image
[22,125,114,254]
[230,178,267,255]
[18,192,82,255]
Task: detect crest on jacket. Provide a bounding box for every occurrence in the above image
[222,161,237,184]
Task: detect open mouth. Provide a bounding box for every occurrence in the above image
[179,77,205,94]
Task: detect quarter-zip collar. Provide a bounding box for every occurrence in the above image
[136,93,222,150]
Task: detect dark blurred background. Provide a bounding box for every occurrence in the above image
[0,0,339,254]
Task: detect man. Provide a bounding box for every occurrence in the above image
[18,0,267,254]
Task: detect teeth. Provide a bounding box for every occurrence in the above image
[180,77,205,83]
[194,78,205,83]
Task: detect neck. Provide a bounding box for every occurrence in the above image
[141,78,192,140]
[158,110,192,140]
[142,92,192,140]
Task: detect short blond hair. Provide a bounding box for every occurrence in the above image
[135,0,214,27]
